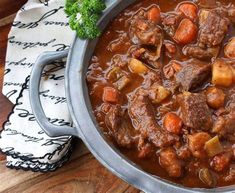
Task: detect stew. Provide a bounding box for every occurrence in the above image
[86,0,235,188]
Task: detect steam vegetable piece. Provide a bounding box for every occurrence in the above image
[114,76,130,90]
[205,136,223,157]
[129,58,148,74]
[173,18,197,44]
[212,59,234,87]
[177,3,198,21]
[147,6,161,23]
[199,168,217,187]
[103,87,119,103]
[107,67,123,82]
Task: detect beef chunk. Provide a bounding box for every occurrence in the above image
[226,87,235,111]
[105,105,135,147]
[178,92,213,130]
[188,132,211,158]
[182,45,219,60]
[130,18,163,47]
[162,12,197,45]
[163,60,182,79]
[228,6,235,22]
[198,10,229,47]
[131,46,162,66]
[129,11,163,63]
[183,10,229,59]
[175,59,211,91]
[159,147,183,177]
[213,5,235,22]
[142,71,162,89]
[212,114,235,137]
[164,40,177,56]
[129,11,163,46]
[129,94,178,148]
[162,12,184,37]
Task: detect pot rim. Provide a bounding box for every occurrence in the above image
[65,0,235,192]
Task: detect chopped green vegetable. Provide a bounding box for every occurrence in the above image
[114,75,130,90]
[204,135,223,157]
[107,67,123,82]
[199,168,216,187]
[65,0,106,39]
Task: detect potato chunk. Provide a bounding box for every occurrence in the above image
[148,85,171,104]
[225,37,235,59]
[212,59,234,87]
[129,58,148,74]
[188,132,211,158]
[199,9,210,23]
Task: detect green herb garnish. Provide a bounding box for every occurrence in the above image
[65,0,106,39]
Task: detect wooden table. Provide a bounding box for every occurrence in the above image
[0,1,140,192]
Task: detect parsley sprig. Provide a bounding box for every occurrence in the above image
[65,0,106,39]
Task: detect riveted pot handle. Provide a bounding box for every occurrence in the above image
[29,0,120,138]
[29,50,80,137]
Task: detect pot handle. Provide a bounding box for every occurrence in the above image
[29,0,120,138]
[29,50,79,137]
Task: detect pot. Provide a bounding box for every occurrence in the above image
[29,0,235,192]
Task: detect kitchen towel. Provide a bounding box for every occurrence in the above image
[0,0,75,171]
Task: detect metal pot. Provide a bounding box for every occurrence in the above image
[29,0,235,192]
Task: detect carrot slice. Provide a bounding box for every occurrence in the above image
[178,3,198,21]
[163,112,183,135]
[103,87,119,103]
[173,18,197,44]
[147,6,161,23]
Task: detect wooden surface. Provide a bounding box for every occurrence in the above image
[0,1,140,193]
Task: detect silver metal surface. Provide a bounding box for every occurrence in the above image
[29,50,78,137]
[29,0,235,192]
